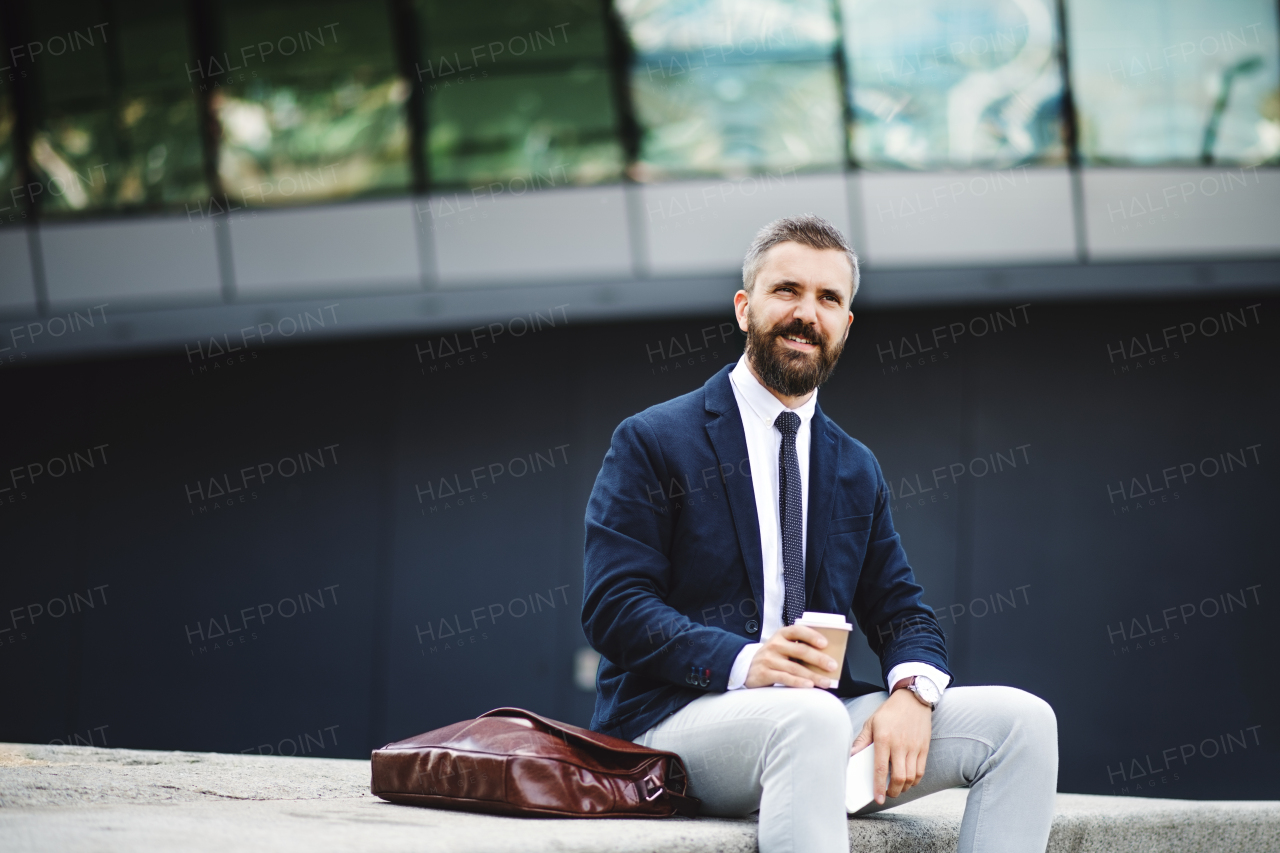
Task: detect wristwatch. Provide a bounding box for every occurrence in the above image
[902,675,941,709]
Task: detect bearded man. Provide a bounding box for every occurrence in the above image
[581,215,1057,853]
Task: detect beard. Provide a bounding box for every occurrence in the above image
[745,310,846,398]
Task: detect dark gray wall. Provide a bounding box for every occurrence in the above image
[1,291,1275,800]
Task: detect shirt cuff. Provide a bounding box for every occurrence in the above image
[727,643,760,690]
[886,662,951,695]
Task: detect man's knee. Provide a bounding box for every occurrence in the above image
[1008,688,1055,734]
[774,689,853,744]
[986,687,1057,754]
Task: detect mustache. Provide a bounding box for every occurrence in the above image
[770,319,827,350]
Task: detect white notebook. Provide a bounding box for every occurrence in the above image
[846,746,877,813]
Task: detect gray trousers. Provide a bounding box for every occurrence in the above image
[632,685,1058,853]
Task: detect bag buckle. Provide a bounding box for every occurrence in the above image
[639,773,664,801]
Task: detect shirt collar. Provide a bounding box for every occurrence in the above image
[729,354,818,432]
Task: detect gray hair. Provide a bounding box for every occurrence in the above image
[741,214,859,300]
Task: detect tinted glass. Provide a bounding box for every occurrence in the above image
[618,0,844,179]
[27,0,207,214]
[417,0,622,188]
[841,0,1067,169]
[0,12,26,227]
[214,0,410,207]
[1067,0,1280,164]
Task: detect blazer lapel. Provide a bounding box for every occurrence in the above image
[805,405,840,602]
[703,366,765,611]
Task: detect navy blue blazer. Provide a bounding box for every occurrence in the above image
[582,363,951,742]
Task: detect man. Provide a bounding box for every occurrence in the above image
[581,215,1057,853]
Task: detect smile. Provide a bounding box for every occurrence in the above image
[780,334,817,349]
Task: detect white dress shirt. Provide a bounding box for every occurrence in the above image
[724,355,950,696]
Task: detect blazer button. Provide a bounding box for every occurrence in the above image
[745,619,759,634]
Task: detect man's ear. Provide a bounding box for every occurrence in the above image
[733,290,751,333]
[843,312,854,342]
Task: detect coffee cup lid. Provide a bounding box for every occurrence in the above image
[796,611,852,631]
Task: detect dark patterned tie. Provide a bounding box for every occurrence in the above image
[775,410,805,626]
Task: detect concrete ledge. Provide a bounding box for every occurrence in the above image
[1,743,1277,852]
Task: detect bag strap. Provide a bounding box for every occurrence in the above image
[637,771,701,816]
[479,707,700,815]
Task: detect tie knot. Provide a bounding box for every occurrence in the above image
[774,410,800,438]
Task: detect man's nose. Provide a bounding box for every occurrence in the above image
[792,293,820,324]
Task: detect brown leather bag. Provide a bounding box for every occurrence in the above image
[370,707,701,818]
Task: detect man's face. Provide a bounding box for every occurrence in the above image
[734,241,854,398]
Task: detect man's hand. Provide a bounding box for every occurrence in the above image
[744,624,840,689]
[849,686,932,804]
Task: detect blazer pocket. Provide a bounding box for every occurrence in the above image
[828,514,872,535]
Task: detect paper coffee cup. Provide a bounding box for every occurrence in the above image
[793,612,852,686]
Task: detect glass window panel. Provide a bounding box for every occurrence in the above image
[28,0,207,215]
[617,0,843,179]
[617,0,837,55]
[419,0,607,64]
[1066,0,1280,165]
[215,0,410,207]
[114,0,208,209]
[428,69,621,187]
[841,0,1066,170]
[416,0,622,188]
[631,61,843,179]
[0,14,26,228]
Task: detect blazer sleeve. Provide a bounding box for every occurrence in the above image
[851,458,952,687]
[581,414,749,692]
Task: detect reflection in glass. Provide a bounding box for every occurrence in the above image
[631,60,843,179]
[1067,0,1280,165]
[0,14,25,226]
[215,0,409,207]
[428,69,621,188]
[419,0,608,64]
[617,0,837,55]
[617,0,843,178]
[28,0,207,214]
[841,0,1066,169]
[416,0,622,188]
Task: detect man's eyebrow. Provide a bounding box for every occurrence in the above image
[767,279,847,305]
[818,285,846,304]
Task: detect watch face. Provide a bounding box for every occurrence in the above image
[916,677,940,704]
